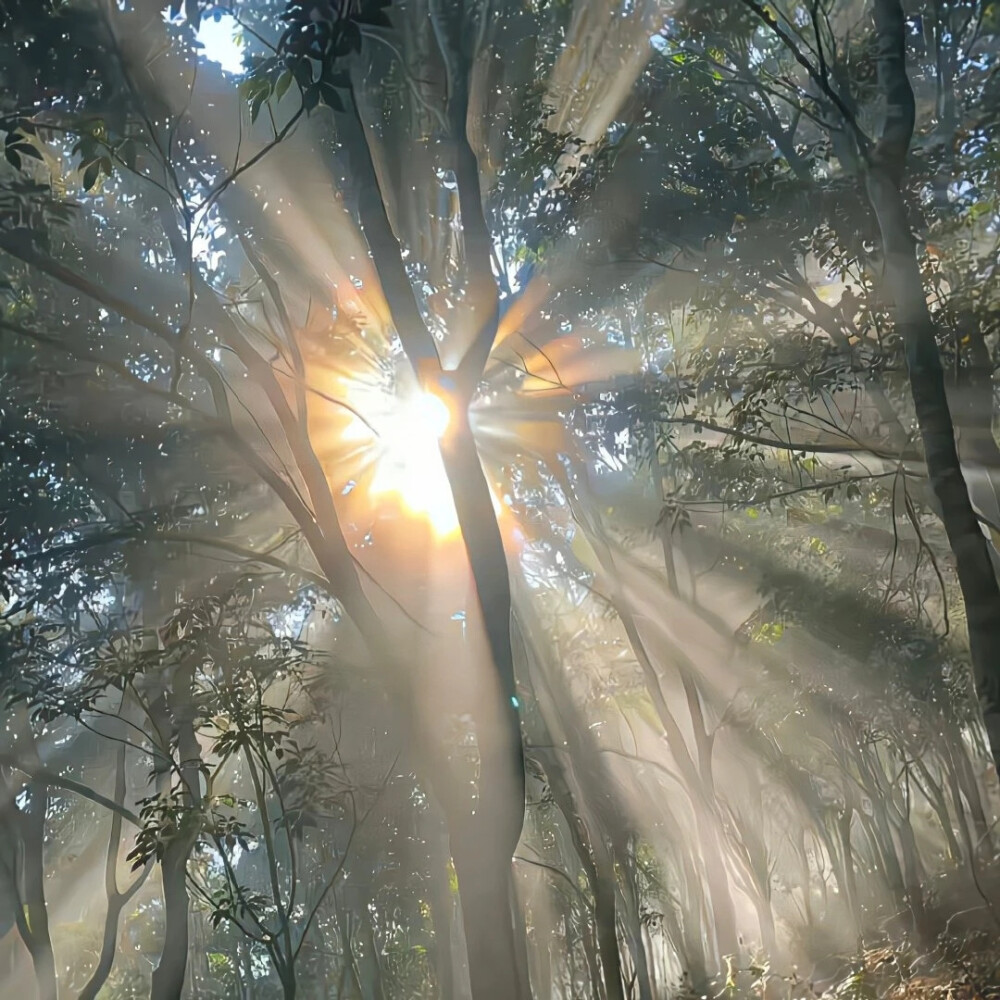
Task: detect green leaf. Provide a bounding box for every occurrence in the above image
[82,160,101,192]
[319,83,343,111]
[119,139,137,171]
[274,69,293,102]
[249,92,267,123]
[13,143,43,162]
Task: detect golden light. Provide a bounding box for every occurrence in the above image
[411,390,451,439]
[368,388,460,537]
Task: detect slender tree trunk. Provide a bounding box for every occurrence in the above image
[613,837,654,1000]
[80,744,150,1000]
[913,758,963,863]
[428,823,456,1000]
[150,662,201,1000]
[3,716,58,1000]
[866,0,1000,769]
[338,82,528,1000]
[836,808,861,938]
[950,738,991,850]
[539,745,626,1000]
[151,841,192,1000]
[581,917,604,1000]
[19,782,57,1000]
[528,878,554,1000]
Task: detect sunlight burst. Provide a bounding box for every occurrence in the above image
[368,389,459,537]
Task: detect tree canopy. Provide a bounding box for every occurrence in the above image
[2,1,1000,998]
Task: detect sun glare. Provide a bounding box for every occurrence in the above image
[368,389,459,537]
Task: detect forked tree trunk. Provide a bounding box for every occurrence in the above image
[338,72,528,999]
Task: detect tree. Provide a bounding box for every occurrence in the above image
[4,1,1000,997]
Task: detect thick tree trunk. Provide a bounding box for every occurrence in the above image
[447,677,526,1000]
[449,837,521,1000]
[866,0,1000,770]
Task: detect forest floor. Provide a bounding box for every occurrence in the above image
[721,859,1000,1000]
[820,941,999,1000]
[722,941,1000,1000]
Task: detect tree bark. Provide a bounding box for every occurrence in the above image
[150,661,202,1000]
[536,745,626,1000]
[866,0,1000,770]
[18,782,58,1000]
[339,76,527,1000]
[79,745,150,1000]
[3,717,58,1000]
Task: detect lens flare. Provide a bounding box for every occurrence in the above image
[368,389,459,537]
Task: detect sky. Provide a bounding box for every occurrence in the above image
[194,12,245,75]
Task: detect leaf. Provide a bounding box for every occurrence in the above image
[293,57,314,89]
[5,147,21,170]
[119,138,137,171]
[274,69,294,102]
[82,160,101,192]
[319,83,343,111]
[13,143,43,162]
[250,91,267,124]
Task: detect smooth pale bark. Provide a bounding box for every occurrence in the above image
[865,0,1000,770]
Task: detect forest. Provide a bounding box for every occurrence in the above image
[2,0,1000,997]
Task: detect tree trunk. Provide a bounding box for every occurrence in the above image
[450,829,524,1000]
[80,744,150,1000]
[19,782,58,1000]
[338,83,528,1000]
[3,716,58,1000]
[866,0,1000,770]
[150,662,201,1000]
[428,823,457,1000]
[614,836,654,1000]
[836,808,861,939]
[539,745,626,1000]
[150,842,192,1000]
[950,737,991,850]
